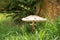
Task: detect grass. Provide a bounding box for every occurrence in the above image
[0,14,60,40]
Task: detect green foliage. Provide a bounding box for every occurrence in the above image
[0,14,60,40]
[4,0,36,24]
[0,20,59,40]
[4,0,36,12]
[0,0,43,24]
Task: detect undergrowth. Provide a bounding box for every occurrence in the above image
[0,14,60,40]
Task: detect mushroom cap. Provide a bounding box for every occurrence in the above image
[22,15,47,22]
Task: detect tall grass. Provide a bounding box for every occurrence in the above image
[0,14,60,40]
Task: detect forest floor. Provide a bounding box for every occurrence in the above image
[0,13,60,40]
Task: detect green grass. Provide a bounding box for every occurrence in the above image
[0,14,60,40]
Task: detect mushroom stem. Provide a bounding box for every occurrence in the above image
[32,21,35,32]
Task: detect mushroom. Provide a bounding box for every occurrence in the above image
[22,15,47,31]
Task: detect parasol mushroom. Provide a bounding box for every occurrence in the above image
[22,15,47,31]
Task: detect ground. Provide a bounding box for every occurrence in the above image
[0,13,60,40]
